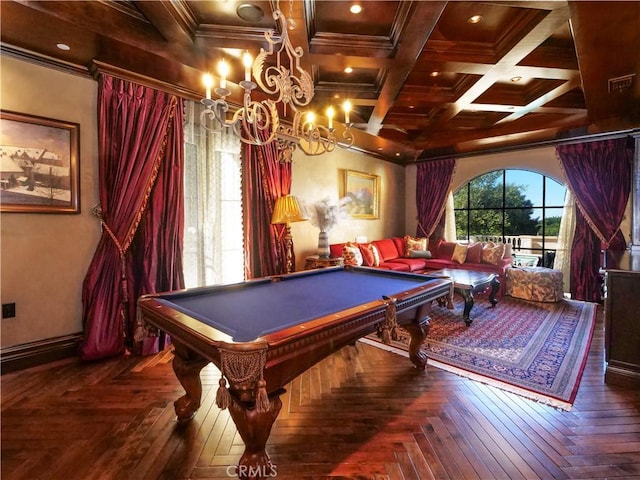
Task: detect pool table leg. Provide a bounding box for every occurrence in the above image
[399,303,431,370]
[172,342,210,424]
[228,395,283,479]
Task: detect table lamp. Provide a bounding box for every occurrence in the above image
[271,195,309,273]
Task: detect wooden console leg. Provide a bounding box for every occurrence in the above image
[461,289,475,326]
[228,395,283,479]
[488,277,500,307]
[171,342,210,424]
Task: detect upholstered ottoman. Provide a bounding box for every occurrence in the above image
[506,266,564,302]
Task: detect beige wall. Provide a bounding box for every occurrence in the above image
[0,55,400,348]
[1,56,100,347]
[2,55,632,351]
[291,148,405,271]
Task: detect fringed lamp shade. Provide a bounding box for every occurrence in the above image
[271,195,308,225]
[271,195,308,273]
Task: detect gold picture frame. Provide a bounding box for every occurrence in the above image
[343,169,379,219]
[0,110,80,213]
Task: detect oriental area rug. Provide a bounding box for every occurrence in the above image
[362,295,597,410]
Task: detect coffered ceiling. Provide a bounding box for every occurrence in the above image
[1,1,639,163]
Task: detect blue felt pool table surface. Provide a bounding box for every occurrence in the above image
[154,268,439,342]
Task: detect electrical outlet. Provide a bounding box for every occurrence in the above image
[2,303,16,319]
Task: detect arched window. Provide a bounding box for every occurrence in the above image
[453,169,566,268]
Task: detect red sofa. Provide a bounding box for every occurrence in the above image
[329,237,512,295]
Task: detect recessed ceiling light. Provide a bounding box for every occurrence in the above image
[344,67,353,74]
[56,43,70,51]
[467,14,483,24]
[395,152,401,157]
[350,4,362,14]
[511,76,522,83]
[409,105,415,109]
[377,147,383,151]
[430,71,440,77]
[236,3,264,22]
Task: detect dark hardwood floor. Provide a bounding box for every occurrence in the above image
[2,306,640,479]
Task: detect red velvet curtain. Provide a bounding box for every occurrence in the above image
[415,158,456,241]
[556,137,634,301]
[242,136,292,279]
[81,75,184,360]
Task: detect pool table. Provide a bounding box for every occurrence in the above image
[137,266,451,478]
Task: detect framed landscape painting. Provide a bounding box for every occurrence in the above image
[343,169,379,219]
[0,110,80,213]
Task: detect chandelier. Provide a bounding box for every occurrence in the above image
[199,1,354,161]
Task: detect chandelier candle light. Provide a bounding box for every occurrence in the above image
[200,1,354,162]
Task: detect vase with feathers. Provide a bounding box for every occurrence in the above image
[308,197,351,258]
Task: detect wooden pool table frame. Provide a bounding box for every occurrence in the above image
[137,267,452,478]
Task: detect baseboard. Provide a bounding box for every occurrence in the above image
[605,364,640,389]
[1,333,83,374]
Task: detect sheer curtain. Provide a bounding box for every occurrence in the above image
[183,101,243,287]
[444,191,457,241]
[553,190,576,293]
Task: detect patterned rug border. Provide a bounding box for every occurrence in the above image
[361,297,597,411]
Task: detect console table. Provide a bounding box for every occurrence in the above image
[601,250,640,388]
[305,255,344,270]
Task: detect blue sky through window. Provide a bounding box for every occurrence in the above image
[506,169,566,207]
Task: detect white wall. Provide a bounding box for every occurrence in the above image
[1,56,100,347]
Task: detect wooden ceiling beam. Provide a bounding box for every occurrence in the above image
[414,110,588,151]
[438,6,571,124]
[308,54,392,70]
[366,1,447,136]
[496,74,581,123]
[134,1,197,45]
[438,61,578,80]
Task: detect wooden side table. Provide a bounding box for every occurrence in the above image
[305,255,344,270]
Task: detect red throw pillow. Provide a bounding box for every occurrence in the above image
[358,243,375,266]
[437,241,457,259]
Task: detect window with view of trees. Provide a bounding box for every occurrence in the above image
[453,170,566,268]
